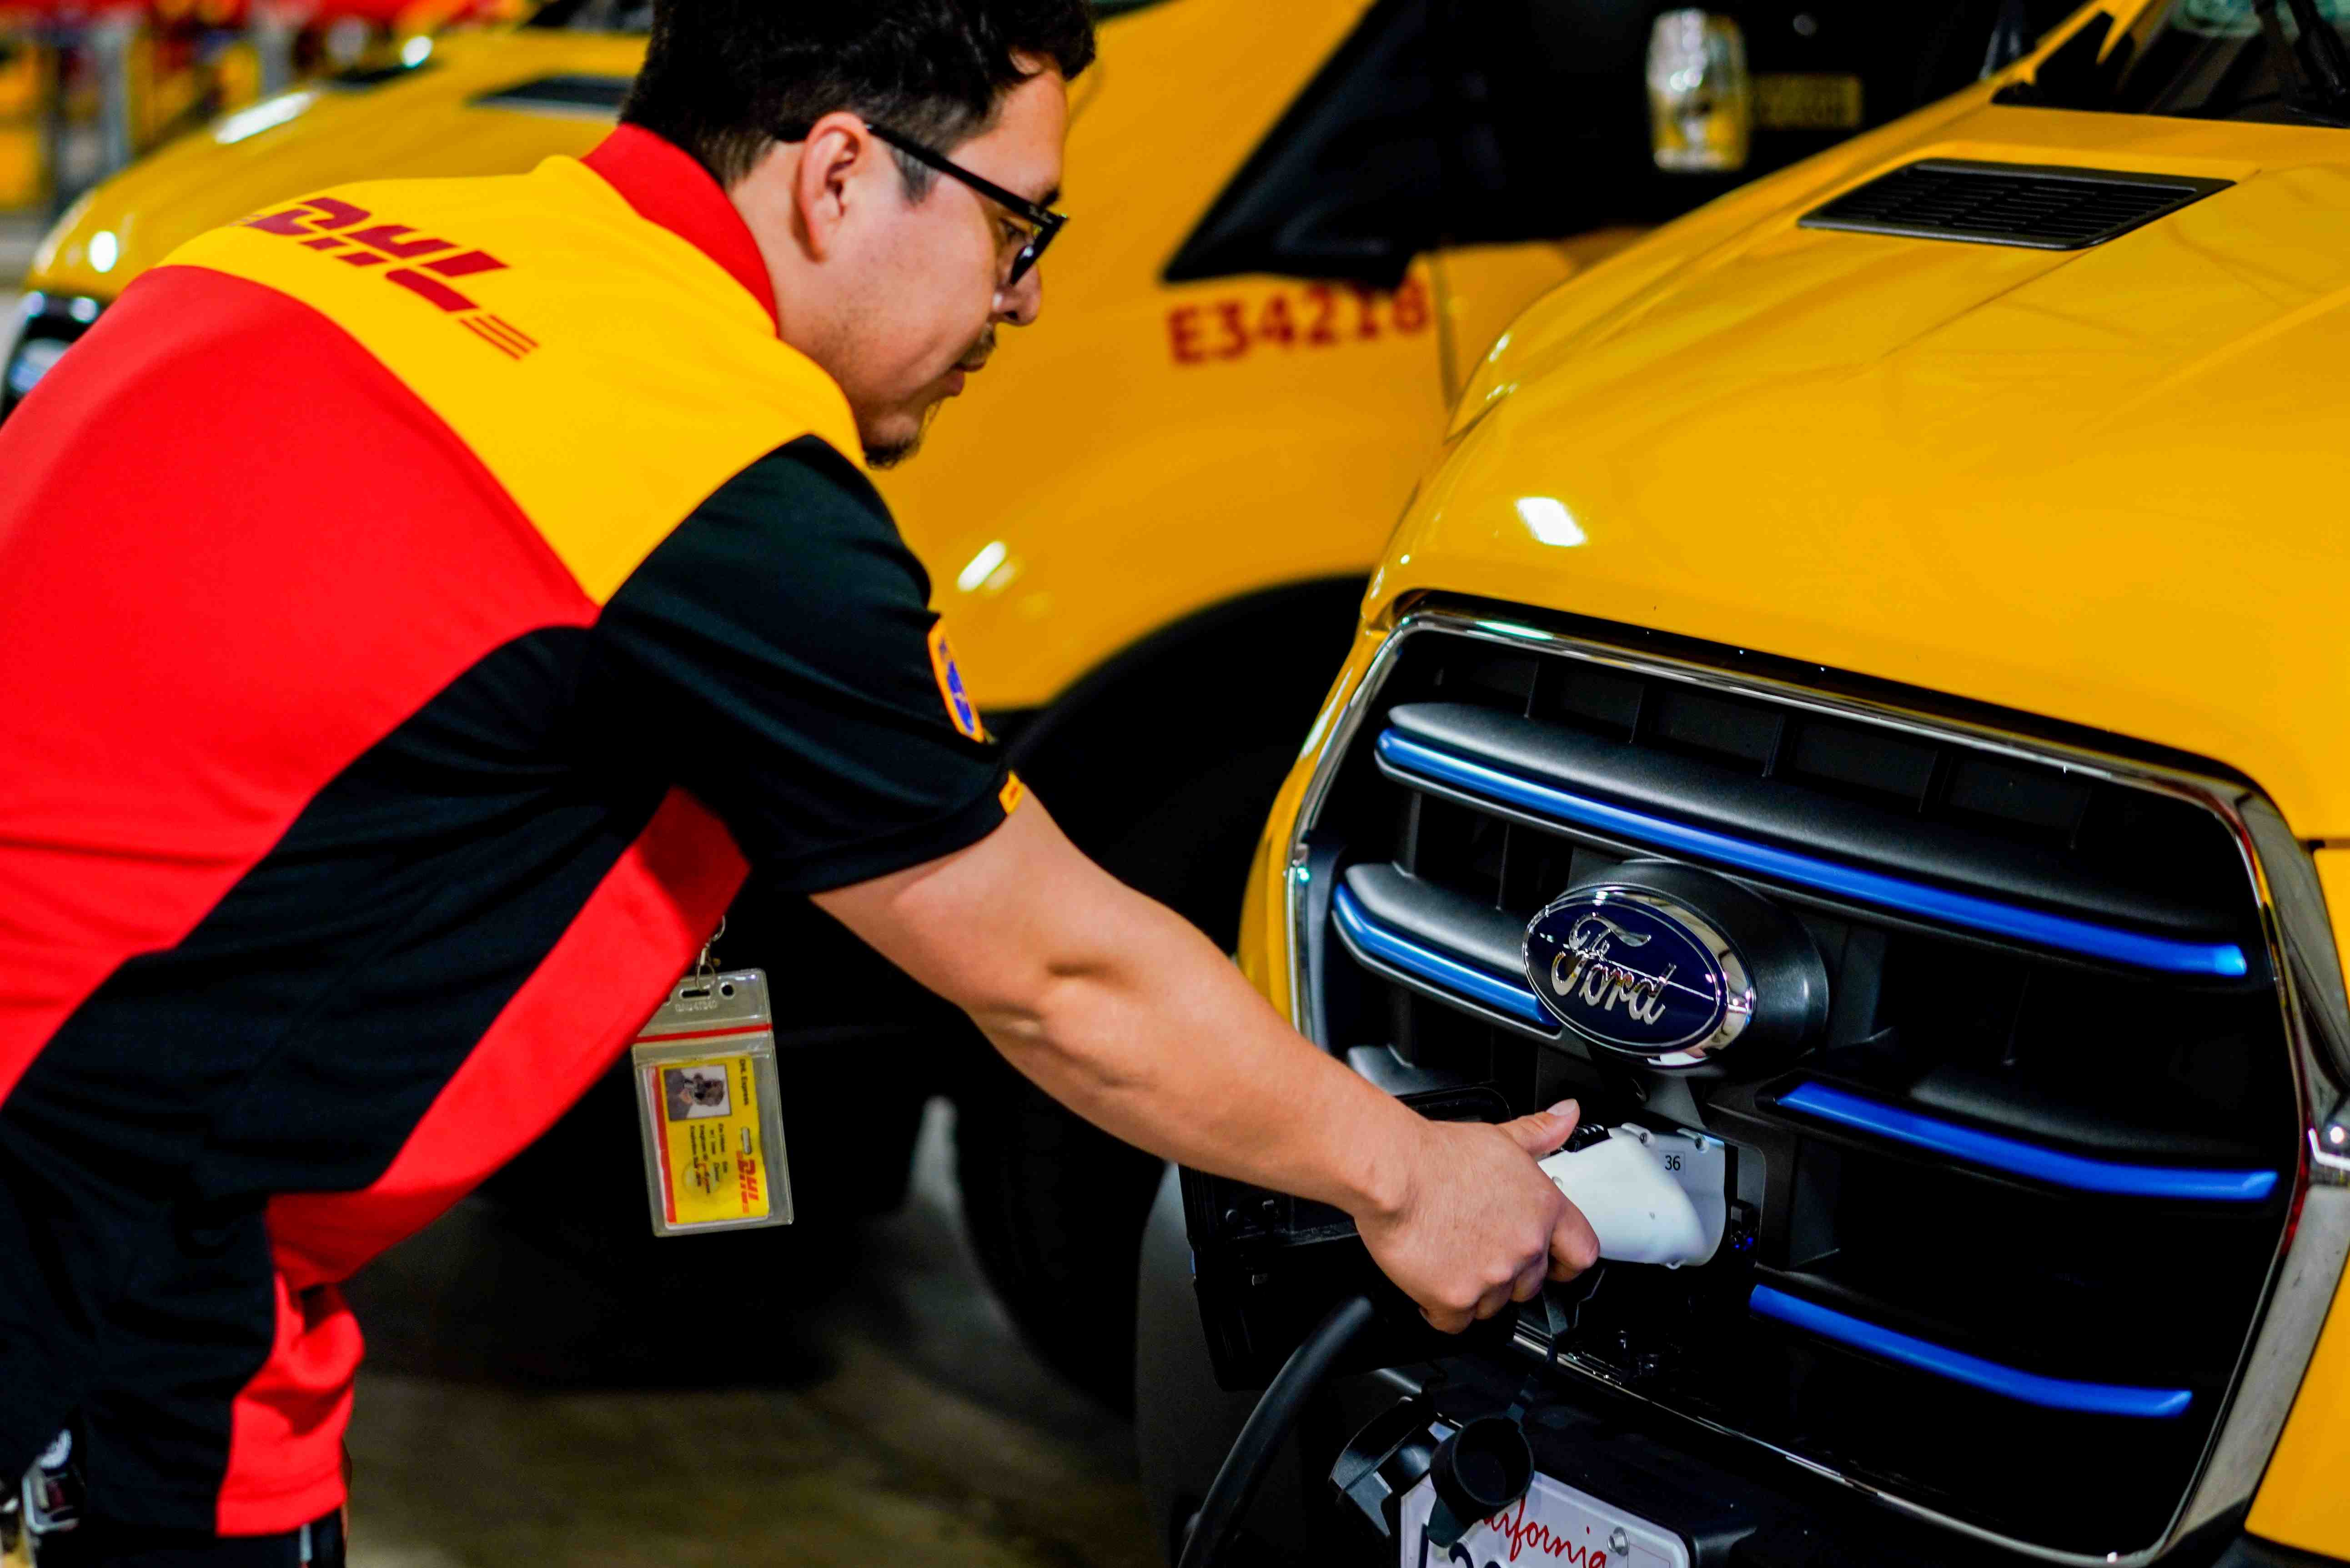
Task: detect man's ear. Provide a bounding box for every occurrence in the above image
[793,111,874,262]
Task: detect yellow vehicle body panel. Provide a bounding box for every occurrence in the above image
[21,0,1642,715]
[32,28,647,293]
[823,0,1613,710]
[0,36,48,211]
[1396,95,2350,841]
[867,0,1437,710]
[1235,618,1390,1024]
[1240,5,2350,1556]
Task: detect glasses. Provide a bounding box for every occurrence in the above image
[870,124,1065,289]
[774,119,1067,290]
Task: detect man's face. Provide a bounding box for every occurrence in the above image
[828,69,1068,466]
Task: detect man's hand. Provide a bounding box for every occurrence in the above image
[816,796,1600,1330]
[1356,1101,1601,1332]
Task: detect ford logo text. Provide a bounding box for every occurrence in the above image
[1522,887,1753,1062]
[1549,914,1673,1026]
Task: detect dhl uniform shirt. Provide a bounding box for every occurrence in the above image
[0,126,1014,1535]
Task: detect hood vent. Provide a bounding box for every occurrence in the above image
[470,74,632,118]
[1800,159,2229,250]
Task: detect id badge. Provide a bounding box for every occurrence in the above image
[630,967,794,1236]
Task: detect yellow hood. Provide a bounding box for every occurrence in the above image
[31,28,643,296]
[1382,90,2350,837]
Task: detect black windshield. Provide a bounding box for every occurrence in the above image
[524,0,648,30]
[2002,0,2350,122]
[526,0,1174,30]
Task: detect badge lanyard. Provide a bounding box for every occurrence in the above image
[630,920,794,1237]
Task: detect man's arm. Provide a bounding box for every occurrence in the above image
[583,441,1592,1322]
[815,797,1599,1332]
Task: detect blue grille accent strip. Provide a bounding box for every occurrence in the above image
[1330,884,1550,1027]
[1749,1285,2193,1419]
[1779,1082,2278,1202]
[1375,729,2249,979]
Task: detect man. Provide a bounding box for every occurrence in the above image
[0,0,1597,1558]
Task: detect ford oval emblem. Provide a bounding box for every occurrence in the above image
[1522,885,1754,1065]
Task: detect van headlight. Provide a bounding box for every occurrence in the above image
[2,292,104,418]
[1647,9,1753,172]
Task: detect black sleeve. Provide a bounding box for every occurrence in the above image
[590,436,1013,893]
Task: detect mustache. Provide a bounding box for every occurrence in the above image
[956,328,997,373]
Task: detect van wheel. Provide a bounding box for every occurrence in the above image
[954,1059,1164,1412]
[954,580,1365,1409]
[953,736,1302,1413]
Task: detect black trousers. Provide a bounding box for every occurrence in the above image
[29,1513,343,1568]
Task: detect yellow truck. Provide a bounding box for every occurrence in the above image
[0,0,2056,1407]
[1149,0,2350,1559]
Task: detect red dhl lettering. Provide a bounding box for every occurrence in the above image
[738,1153,762,1209]
[240,198,532,359]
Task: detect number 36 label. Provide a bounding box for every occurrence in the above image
[1168,277,1432,365]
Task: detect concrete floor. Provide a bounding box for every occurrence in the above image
[340,1103,1163,1568]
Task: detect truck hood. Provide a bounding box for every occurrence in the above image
[31,28,642,295]
[1382,97,2350,835]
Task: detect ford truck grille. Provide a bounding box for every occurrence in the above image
[1289,612,2303,1560]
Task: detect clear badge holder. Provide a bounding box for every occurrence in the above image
[630,928,793,1237]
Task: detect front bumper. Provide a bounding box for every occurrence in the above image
[1370,1354,2345,1568]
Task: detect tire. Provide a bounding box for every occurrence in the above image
[480,890,938,1276]
[953,582,1363,1411]
[954,1058,1166,1412]
[953,734,1315,1412]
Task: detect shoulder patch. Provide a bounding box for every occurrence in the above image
[926,622,985,742]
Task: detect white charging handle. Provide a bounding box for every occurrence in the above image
[1538,1125,1727,1268]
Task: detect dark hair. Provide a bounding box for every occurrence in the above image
[622,0,1097,191]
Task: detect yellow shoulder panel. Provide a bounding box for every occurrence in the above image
[159,157,862,605]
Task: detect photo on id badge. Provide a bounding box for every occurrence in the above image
[665,1065,733,1120]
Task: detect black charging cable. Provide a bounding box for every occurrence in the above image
[1176,1293,1377,1568]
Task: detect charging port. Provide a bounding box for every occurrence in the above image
[1529,1124,1760,1399]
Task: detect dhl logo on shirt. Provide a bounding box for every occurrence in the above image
[170,156,864,606]
[241,197,538,361]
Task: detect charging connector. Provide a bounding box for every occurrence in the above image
[1538,1126,1728,1268]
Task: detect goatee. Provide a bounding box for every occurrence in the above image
[864,400,943,469]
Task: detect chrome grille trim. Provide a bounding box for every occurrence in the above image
[1371,723,2252,975]
[1283,605,2350,1566]
[1327,884,1562,1043]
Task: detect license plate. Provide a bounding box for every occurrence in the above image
[1398,1470,1689,1568]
